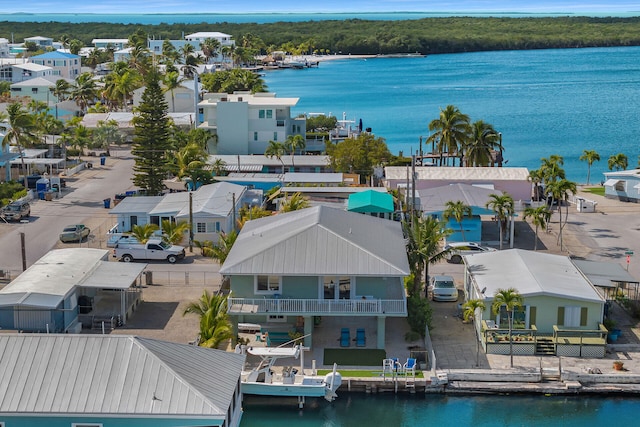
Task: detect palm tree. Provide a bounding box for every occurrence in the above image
[163,71,182,113]
[182,290,233,349]
[70,72,98,113]
[608,153,628,171]
[546,178,577,251]
[523,205,551,250]
[485,192,514,250]
[102,67,141,111]
[209,230,238,266]
[200,38,221,65]
[280,192,310,212]
[579,149,600,185]
[211,158,227,177]
[265,140,287,173]
[130,223,159,243]
[462,299,486,367]
[491,288,524,368]
[52,79,71,102]
[161,219,190,244]
[284,134,306,168]
[427,105,470,167]
[1,103,39,187]
[403,214,453,297]
[463,120,500,166]
[236,205,272,229]
[443,200,473,240]
[528,168,544,202]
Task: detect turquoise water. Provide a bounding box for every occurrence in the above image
[3,12,640,24]
[263,46,640,182]
[241,394,640,426]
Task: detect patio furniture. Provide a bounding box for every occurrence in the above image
[403,358,416,376]
[382,358,399,379]
[355,328,366,347]
[340,328,351,347]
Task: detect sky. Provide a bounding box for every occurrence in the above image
[5,1,640,14]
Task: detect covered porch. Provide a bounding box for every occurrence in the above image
[481,320,607,358]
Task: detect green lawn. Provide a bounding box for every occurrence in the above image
[582,186,605,196]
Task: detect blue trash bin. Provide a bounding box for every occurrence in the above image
[103,198,111,209]
[38,191,45,200]
[100,157,106,166]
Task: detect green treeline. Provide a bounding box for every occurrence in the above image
[3,16,640,54]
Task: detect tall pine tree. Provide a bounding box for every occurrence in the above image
[131,71,171,195]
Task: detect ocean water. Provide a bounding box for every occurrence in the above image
[263,46,640,183]
[2,12,640,25]
[241,394,640,426]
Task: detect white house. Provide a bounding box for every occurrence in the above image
[109,182,248,243]
[132,79,198,113]
[29,51,81,79]
[92,38,129,50]
[0,61,54,83]
[603,169,640,202]
[147,32,234,63]
[0,37,10,57]
[24,35,54,49]
[199,92,306,155]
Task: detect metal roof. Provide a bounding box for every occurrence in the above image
[465,249,604,303]
[572,259,639,288]
[284,172,343,184]
[603,168,640,178]
[0,335,244,418]
[384,166,530,181]
[209,154,330,168]
[0,249,109,308]
[78,262,146,289]
[176,182,246,219]
[417,183,498,214]
[110,195,164,214]
[221,205,410,277]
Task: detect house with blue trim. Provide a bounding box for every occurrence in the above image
[0,334,245,427]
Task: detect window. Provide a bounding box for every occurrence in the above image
[259,109,273,119]
[259,109,265,119]
[497,305,527,329]
[196,222,206,233]
[558,306,587,327]
[32,87,38,93]
[256,275,280,293]
[254,131,258,141]
[273,132,278,141]
[267,315,287,322]
[266,109,273,119]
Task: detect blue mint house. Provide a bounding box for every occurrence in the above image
[222,205,410,349]
[0,334,245,427]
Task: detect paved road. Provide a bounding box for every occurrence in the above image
[0,153,137,270]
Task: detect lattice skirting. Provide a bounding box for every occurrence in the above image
[557,344,605,358]
[487,343,536,355]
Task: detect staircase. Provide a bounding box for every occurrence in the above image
[535,338,555,355]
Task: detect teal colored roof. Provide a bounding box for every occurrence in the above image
[30,51,79,59]
[347,189,394,213]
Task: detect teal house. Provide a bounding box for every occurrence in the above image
[222,205,410,349]
[0,334,245,426]
[347,189,394,218]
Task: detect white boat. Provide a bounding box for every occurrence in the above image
[241,345,342,407]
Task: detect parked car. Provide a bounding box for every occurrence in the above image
[445,241,497,264]
[113,239,185,264]
[429,275,459,302]
[59,224,91,243]
[1,200,30,222]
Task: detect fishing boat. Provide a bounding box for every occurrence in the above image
[241,345,342,408]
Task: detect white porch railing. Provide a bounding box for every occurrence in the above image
[227,297,407,316]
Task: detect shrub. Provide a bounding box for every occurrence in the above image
[406,295,432,338]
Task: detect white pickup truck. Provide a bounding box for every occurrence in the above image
[113,239,186,264]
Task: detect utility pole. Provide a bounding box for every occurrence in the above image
[189,191,194,253]
[411,155,416,222]
[20,232,26,271]
[232,192,237,231]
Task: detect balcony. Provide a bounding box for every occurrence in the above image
[227,297,407,316]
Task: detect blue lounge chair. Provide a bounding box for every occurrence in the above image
[340,328,350,347]
[403,358,416,376]
[355,328,366,347]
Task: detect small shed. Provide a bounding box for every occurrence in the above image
[347,189,394,216]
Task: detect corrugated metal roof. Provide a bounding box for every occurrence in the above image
[176,182,246,218]
[0,335,244,417]
[465,249,604,303]
[572,259,639,288]
[417,183,498,214]
[220,205,410,276]
[210,154,330,168]
[284,172,343,184]
[384,166,530,181]
[603,168,640,178]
